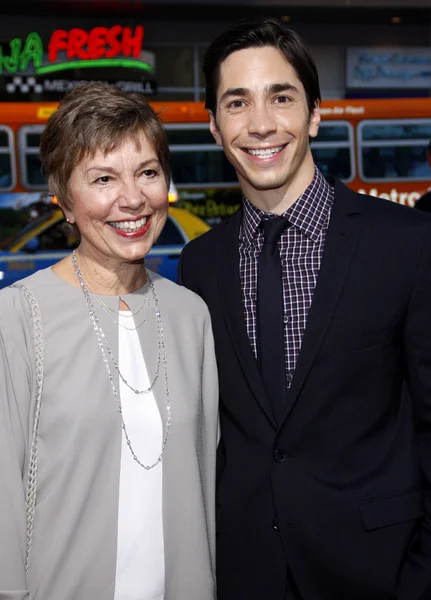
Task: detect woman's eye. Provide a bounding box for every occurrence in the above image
[142,169,157,178]
[95,175,111,184]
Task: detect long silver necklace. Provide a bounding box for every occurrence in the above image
[79,267,150,331]
[86,284,150,331]
[71,250,171,469]
[72,252,160,395]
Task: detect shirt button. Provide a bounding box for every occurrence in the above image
[283,315,289,324]
[272,518,280,531]
[273,449,287,463]
[286,373,293,383]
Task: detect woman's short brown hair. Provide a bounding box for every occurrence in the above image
[40,82,171,212]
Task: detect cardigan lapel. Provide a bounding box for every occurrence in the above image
[217,210,278,429]
[279,179,364,426]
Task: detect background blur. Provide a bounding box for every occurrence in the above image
[0,0,430,285]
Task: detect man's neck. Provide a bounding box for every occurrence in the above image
[241,165,316,215]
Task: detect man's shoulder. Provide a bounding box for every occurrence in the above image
[182,211,240,262]
[334,179,431,228]
[415,191,431,212]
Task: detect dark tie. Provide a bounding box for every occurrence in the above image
[257,217,290,423]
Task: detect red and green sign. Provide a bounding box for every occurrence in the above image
[0,25,152,75]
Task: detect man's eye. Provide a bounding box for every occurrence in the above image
[228,100,245,109]
[274,96,290,104]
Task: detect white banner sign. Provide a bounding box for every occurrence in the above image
[347,47,431,89]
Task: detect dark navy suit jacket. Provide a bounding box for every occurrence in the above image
[178,178,431,600]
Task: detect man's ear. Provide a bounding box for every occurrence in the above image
[308,101,321,139]
[208,110,222,147]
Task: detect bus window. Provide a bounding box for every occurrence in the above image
[310,121,354,182]
[166,124,238,187]
[18,125,47,190]
[358,119,431,182]
[0,126,16,191]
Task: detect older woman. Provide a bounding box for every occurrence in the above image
[0,83,218,600]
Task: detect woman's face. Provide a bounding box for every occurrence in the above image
[65,132,169,267]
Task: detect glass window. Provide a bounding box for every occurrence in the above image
[361,122,431,141]
[166,124,238,186]
[0,131,9,146]
[146,46,194,87]
[313,124,350,142]
[166,127,213,145]
[0,154,12,188]
[198,46,209,87]
[26,133,43,147]
[359,119,431,182]
[171,150,238,185]
[24,154,47,186]
[155,216,185,245]
[0,126,15,192]
[18,125,47,190]
[312,147,352,180]
[310,121,354,182]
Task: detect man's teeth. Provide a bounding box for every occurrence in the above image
[247,146,283,157]
[110,217,147,231]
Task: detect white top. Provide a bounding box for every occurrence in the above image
[114,311,165,600]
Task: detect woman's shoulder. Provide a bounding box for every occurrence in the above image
[149,270,210,320]
[0,274,44,354]
[0,268,52,311]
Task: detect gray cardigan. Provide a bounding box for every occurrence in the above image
[0,267,218,600]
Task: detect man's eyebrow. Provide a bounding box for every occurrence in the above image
[219,83,300,105]
[219,87,250,104]
[265,82,299,95]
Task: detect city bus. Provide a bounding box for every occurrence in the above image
[0,97,430,235]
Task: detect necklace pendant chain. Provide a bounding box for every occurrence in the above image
[71,250,171,470]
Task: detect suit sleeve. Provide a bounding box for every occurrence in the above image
[177,250,185,286]
[0,326,30,599]
[397,223,431,600]
[177,242,198,293]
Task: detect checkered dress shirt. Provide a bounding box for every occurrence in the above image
[239,167,334,387]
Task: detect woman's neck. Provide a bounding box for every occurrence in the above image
[74,248,147,296]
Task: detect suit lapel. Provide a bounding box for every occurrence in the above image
[280,180,363,425]
[217,210,278,429]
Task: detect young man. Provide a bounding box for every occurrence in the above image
[178,16,431,600]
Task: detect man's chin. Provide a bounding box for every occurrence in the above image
[247,177,288,193]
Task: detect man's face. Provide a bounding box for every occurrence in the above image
[209,46,320,205]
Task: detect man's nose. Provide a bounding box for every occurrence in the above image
[248,103,277,138]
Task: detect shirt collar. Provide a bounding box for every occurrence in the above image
[240,167,333,246]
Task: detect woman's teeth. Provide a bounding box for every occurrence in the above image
[247,146,283,157]
[109,217,147,232]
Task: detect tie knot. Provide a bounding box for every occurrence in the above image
[261,217,290,245]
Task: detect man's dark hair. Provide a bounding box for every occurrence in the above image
[203,16,321,118]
